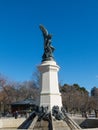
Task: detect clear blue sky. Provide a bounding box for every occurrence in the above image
[0,0,98,91]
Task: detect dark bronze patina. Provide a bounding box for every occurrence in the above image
[39,24,55,62]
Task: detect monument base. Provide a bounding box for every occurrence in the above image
[18,107,81,130]
[38,61,62,111]
[33,118,71,130]
[40,93,62,111]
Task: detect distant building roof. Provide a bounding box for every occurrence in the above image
[11,98,39,106]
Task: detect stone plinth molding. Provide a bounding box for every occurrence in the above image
[38,61,62,111]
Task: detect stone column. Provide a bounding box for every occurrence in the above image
[38,60,62,111]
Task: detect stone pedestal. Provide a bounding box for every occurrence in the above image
[38,60,62,111]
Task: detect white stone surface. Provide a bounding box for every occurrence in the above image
[38,60,62,111]
[0,118,25,128]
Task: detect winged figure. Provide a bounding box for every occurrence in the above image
[39,24,55,62]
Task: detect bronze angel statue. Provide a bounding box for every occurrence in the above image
[39,24,55,62]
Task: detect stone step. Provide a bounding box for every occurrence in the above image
[52,120,70,130]
[33,120,48,130]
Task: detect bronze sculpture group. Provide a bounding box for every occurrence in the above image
[39,24,55,62]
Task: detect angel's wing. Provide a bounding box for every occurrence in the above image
[39,24,48,39]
